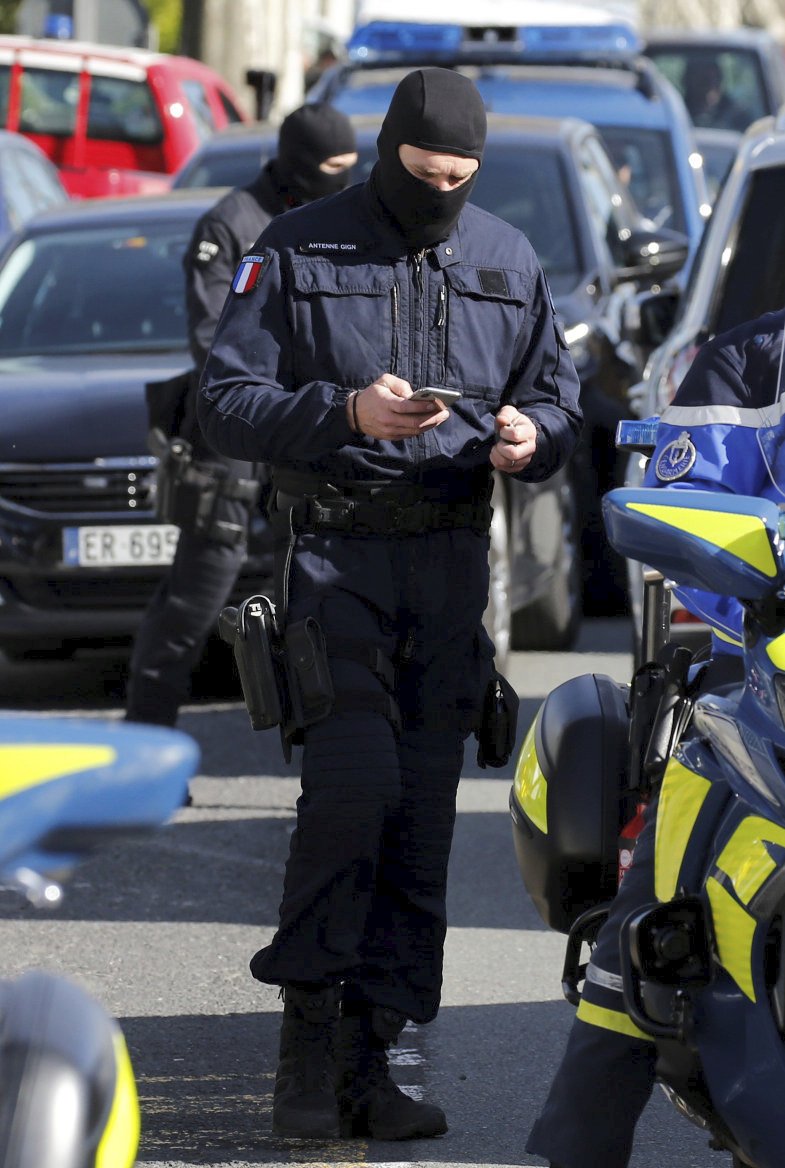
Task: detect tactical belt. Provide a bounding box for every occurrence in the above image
[271,468,492,538]
[292,495,491,536]
[149,427,260,547]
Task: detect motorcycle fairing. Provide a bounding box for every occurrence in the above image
[602,488,784,600]
[0,715,196,881]
[653,757,712,902]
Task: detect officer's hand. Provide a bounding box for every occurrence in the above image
[491,406,537,474]
[351,375,449,440]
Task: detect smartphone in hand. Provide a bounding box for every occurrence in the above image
[410,387,462,406]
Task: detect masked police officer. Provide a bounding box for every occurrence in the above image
[199,68,582,1141]
[125,104,357,726]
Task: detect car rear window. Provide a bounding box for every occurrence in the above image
[0,222,191,355]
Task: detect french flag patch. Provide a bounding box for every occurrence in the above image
[232,253,267,294]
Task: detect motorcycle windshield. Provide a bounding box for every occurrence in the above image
[757,323,785,500]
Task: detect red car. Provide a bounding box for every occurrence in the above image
[0,35,250,197]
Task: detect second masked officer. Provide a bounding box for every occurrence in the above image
[125,103,357,726]
[199,69,583,1141]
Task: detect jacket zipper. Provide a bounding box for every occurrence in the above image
[436,281,447,382]
[391,282,400,374]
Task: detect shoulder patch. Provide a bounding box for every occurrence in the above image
[478,269,509,297]
[232,253,269,295]
[655,431,697,482]
[195,239,219,264]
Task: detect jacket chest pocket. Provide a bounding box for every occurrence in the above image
[290,258,396,387]
[442,266,531,401]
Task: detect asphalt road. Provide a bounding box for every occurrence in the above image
[0,620,729,1168]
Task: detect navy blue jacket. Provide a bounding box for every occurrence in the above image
[197,179,582,493]
[644,307,785,651]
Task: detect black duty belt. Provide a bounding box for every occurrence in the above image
[271,469,493,537]
[280,493,491,536]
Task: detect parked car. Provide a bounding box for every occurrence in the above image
[307,15,711,260]
[0,128,68,242]
[175,107,688,623]
[0,191,272,662]
[644,27,785,134]
[623,108,785,646]
[0,35,250,198]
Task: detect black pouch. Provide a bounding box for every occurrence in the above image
[284,617,334,729]
[218,595,288,732]
[477,671,520,768]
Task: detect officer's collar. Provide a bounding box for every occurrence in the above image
[359,180,464,264]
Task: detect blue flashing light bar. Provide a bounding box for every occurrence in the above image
[347,20,643,62]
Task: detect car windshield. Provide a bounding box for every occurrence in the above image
[0,221,190,356]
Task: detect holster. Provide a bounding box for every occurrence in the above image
[476,670,520,768]
[218,594,334,759]
[148,427,259,547]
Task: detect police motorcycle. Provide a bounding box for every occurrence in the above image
[0,714,198,1168]
[510,413,785,1168]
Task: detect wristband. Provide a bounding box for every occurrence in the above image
[351,390,362,435]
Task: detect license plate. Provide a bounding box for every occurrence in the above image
[63,524,180,567]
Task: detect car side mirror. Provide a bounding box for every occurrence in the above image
[617,227,690,284]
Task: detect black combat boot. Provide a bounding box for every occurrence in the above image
[336,1000,448,1140]
[272,984,341,1138]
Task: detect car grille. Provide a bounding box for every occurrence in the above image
[0,459,158,515]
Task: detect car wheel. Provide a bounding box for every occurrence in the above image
[483,478,512,674]
[510,474,582,652]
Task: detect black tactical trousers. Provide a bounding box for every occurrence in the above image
[526,802,660,1168]
[125,491,249,727]
[250,526,496,1023]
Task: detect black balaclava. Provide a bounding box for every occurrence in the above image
[275,102,357,206]
[372,67,487,248]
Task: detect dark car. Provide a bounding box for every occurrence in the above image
[0,190,272,661]
[0,129,68,242]
[174,109,688,624]
[644,27,785,134]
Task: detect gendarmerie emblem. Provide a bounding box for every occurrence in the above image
[654,431,697,482]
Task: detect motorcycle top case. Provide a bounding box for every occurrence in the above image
[510,672,632,933]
